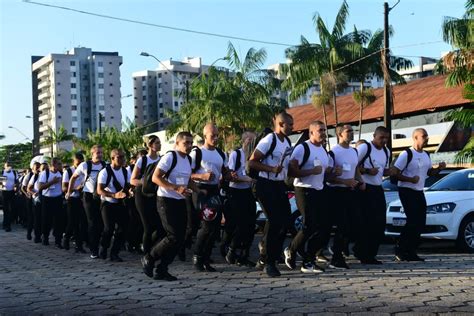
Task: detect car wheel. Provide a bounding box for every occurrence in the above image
[456,214,474,253]
[288,210,302,237]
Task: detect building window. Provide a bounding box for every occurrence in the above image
[72,128,78,133]
[72,72,76,77]
[83,75,88,80]
[160,113,164,118]
[72,117,77,122]
[109,72,112,76]
[142,76,146,81]
[71,83,76,88]
[174,101,178,107]
[100,116,105,121]
[109,94,113,97]
[70,61,75,66]
[56,60,60,63]
[98,84,104,89]
[57,93,61,97]
[143,115,147,120]
[72,105,77,110]
[57,103,62,107]
[165,81,168,85]
[142,86,146,91]
[142,96,147,101]
[58,115,62,119]
[84,118,90,123]
[110,116,114,119]
[158,73,162,78]
[165,92,168,95]
[109,83,113,86]
[57,82,61,86]
[159,103,163,108]
[99,106,104,110]
[158,93,162,98]
[98,73,104,78]
[56,71,60,74]
[71,94,77,100]
[109,61,112,65]
[98,61,103,67]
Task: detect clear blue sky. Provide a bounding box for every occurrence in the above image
[0,0,466,145]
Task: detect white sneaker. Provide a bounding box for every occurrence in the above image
[284,247,296,270]
[301,262,324,274]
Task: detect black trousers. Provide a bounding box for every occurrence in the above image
[289,187,331,262]
[398,187,427,254]
[2,190,15,229]
[193,184,221,261]
[329,187,362,260]
[65,196,87,248]
[354,184,387,260]
[134,187,162,253]
[125,195,142,250]
[100,201,128,255]
[256,178,291,264]
[33,198,42,239]
[184,195,199,247]
[150,197,187,268]
[26,198,34,234]
[228,188,256,250]
[83,192,103,252]
[42,196,65,243]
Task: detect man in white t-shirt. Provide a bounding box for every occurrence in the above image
[284,121,332,274]
[62,152,87,252]
[96,149,131,262]
[190,123,231,272]
[224,131,257,267]
[28,162,47,243]
[38,157,64,247]
[67,145,106,259]
[327,124,365,269]
[22,162,41,240]
[248,112,294,277]
[1,162,18,232]
[393,128,446,262]
[355,126,396,264]
[141,131,203,281]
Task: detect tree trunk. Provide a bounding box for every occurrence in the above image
[332,91,338,143]
[358,81,364,141]
[322,104,330,150]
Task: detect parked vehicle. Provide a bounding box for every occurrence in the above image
[385,168,474,252]
[255,192,301,236]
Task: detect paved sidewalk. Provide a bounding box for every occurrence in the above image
[0,223,473,315]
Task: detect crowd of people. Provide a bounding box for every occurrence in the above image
[1,112,446,281]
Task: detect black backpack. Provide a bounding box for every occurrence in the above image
[191,146,226,173]
[248,132,292,179]
[103,165,129,199]
[358,140,390,170]
[390,148,430,184]
[141,156,160,197]
[85,160,107,199]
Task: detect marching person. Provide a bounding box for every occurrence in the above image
[190,123,231,272]
[28,162,48,243]
[225,131,257,267]
[62,152,87,252]
[142,131,202,281]
[284,121,332,273]
[1,162,18,232]
[248,112,294,277]
[326,124,364,269]
[355,126,395,264]
[67,145,106,259]
[96,149,130,262]
[22,164,39,240]
[394,128,446,261]
[131,135,162,255]
[38,157,64,247]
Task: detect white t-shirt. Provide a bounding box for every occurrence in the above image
[255,133,292,181]
[190,147,227,185]
[394,148,432,191]
[28,172,40,194]
[291,141,329,190]
[74,161,105,193]
[228,148,251,189]
[357,142,389,186]
[1,170,17,191]
[134,155,161,180]
[97,166,131,203]
[157,151,192,200]
[39,170,63,197]
[328,144,359,188]
[22,172,33,188]
[63,166,84,198]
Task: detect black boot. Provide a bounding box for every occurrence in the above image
[178,246,186,262]
[225,247,237,264]
[99,247,107,259]
[192,255,205,272]
[141,254,155,278]
[237,248,256,267]
[153,264,177,281]
[63,238,70,250]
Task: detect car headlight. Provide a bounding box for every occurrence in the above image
[426,203,456,214]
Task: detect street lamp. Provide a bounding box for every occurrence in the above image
[140,52,229,102]
[8,125,34,157]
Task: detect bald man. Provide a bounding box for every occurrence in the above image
[393,128,446,262]
[190,123,230,272]
[248,112,294,277]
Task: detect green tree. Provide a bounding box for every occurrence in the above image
[0,142,33,170]
[42,125,74,157]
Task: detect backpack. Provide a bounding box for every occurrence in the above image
[103,165,129,199]
[191,146,226,173]
[390,148,430,184]
[66,167,73,180]
[141,157,160,197]
[85,160,106,199]
[358,140,390,170]
[248,132,292,179]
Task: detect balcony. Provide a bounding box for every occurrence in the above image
[38,80,50,90]
[39,113,51,122]
[37,69,49,79]
[38,102,50,112]
[39,125,49,133]
[38,90,51,100]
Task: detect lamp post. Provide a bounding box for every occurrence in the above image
[140,52,228,103]
[8,125,34,156]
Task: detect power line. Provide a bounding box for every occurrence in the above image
[22,0,294,47]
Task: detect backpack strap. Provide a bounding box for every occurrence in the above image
[404,148,413,171]
[104,165,114,188]
[234,149,242,172]
[216,148,226,171]
[382,146,390,167]
[165,151,178,179]
[359,141,374,168]
[66,167,73,180]
[139,156,148,179]
[328,150,335,164]
[299,142,311,169]
[45,169,50,182]
[264,133,277,159]
[86,160,92,178]
[191,146,202,173]
[33,173,39,184]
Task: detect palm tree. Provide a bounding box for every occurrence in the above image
[42,125,74,157]
[348,27,413,139]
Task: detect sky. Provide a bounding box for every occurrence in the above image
[0,0,467,145]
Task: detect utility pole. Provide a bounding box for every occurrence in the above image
[383,2,392,153]
[99,113,103,137]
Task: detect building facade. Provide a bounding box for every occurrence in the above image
[31,47,123,156]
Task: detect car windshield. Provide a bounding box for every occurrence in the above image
[428,170,474,191]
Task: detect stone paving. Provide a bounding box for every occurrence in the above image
[0,221,473,315]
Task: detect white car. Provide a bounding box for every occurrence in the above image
[386,168,474,252]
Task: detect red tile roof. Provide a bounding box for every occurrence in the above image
[287,75,472,132]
